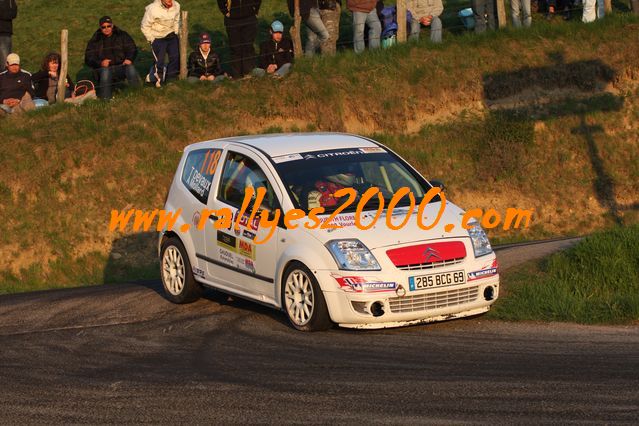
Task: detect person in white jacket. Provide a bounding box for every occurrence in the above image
[141,0,180,86]
[407,0,443,43]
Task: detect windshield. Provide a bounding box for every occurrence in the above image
[272,148,436,214]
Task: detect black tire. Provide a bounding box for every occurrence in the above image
[281,261,333,331]
[160,236,202,304]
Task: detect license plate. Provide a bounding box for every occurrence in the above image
[408,270,466,291]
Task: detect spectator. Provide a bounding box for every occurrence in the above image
[288,0,330,57]
[471,0,496,33]
[0,53,34,116]
[0,0,17,73]
[582,0,605,22]
[32,52,73,105]
[254,20,294,78]
[546,0,571,20]
[141,0,180,85]
[187,32,226,82]
[347,0,382,53]
[407,0,443,43]
[85,16,140,100]
[218,0,261,79]
[319,0,341,55]
[511,0,532,27]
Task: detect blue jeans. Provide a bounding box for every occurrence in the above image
[252,63,292,78]
[409,16,442,43]
[0,34,11,73]
[353,9,382,54]
[97,63,141,100]
[305,8,329,57]
[511,0,532,27]
[151,34,180,82]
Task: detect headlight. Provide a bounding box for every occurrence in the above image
[325,239,381,271]
[468,221,493,257]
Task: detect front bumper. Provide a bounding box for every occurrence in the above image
[318,271,499,329]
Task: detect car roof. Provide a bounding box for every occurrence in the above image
[187,133,381,158]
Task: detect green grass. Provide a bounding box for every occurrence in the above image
[490,225,639,324]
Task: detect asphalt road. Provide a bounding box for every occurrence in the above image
[1,238,638,423]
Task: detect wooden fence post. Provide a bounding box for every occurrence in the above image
[179,10,189,80]
[604,0,612,13]
[57,29,68,104]
[496,0,507,28]
[291,0,302,57]
[397,0,407,43]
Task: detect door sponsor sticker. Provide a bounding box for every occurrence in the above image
[217,231,237,252]
[332,275,397,293]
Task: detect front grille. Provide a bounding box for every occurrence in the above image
[395,257,465,271]
[388,286,478,313]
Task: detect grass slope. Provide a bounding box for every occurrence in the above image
[490,225,639,324]
[0,6,638,292]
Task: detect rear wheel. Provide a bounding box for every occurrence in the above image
[282,262,332,331]
[160,236,202,303]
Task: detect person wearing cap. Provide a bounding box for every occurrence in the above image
[0,0,18,73]
[187,33,226,82]
[217,0,261,79]
[0,53,35,116]
[84,16,140,100]
[141,0,181,85]
[253,21,294,78]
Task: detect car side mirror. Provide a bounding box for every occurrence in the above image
[430,179,446,191]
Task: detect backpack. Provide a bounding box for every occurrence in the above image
[379,5,413,48]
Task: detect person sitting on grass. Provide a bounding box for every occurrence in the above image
[84,16,140,100]
[31,52,73,106]
[253,20,294,78]
[0,53,35,116]
[407,0,443,43]
[187,32,226,83]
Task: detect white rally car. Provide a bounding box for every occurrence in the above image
[159,133,499,331]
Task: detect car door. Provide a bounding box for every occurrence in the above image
[176,146,224,281]
[203,147,282,305]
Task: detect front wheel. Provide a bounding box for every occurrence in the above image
[160,236,202,304]
[282,262,333,331]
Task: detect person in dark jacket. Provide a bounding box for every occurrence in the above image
[187,33,226,82]
[253,21,294,78]
[0,0,17,73]
[217,0,261,79]
[31,52,73,105]
[84,16,140,100]
[288,0,329,57]
[0,53,34,115]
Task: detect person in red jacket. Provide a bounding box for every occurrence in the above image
[347,0,382,53]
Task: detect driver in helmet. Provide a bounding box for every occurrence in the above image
[307,172,357,209]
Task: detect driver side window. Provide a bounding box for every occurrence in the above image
[217,152,279,212]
